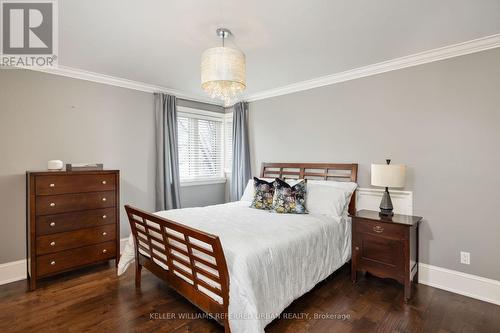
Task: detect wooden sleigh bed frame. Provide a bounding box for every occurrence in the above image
[125,162,358,333]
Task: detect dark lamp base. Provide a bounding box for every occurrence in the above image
[379,187,394,217]
[379,208,394,217]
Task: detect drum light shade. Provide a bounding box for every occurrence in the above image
[371,164,406,188]
[201,46,246,106]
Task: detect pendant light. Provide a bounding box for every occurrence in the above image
[201,28,246,106]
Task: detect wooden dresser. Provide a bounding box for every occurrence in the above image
[350,210,422,302]
[26,170,120,290]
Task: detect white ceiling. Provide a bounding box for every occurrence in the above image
[59,0,500,100]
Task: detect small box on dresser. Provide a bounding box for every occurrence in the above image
[26,170,120,290]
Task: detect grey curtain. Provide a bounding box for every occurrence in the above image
[154,93,181,210]
[230,102,252,201]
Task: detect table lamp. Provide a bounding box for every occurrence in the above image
[371,159,406,217]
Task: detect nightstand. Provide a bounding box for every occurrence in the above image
[350,209,422,302]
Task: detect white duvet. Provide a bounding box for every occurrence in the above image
[118,201,351,333]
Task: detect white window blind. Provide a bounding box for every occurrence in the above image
[224,113,233,173]
[177,109,224,182]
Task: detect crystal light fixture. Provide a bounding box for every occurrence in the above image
[201,28,246,106]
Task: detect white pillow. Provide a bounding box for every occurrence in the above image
[306,184,347,217]
[308,180,357,193]
[240,178,274,202]
[306,180,358,217]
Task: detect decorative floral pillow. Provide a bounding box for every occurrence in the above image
[272,178,308,214]
[250,177,275,210]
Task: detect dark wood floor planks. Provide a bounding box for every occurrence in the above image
[0,263,498,333]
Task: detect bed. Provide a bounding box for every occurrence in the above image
[119,163,358,333]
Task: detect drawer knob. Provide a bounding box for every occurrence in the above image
[49,222,56,227]
[50,261,56,266]
[102,232,107,236]
[102,180,107,185]
[373,225,384,233]
[102,197,107,202]
[102,249,107,254]
[49,202,56,207]
[355,246,359,251]
[49,183,55,187]
[102,215,107,219]
[50,241,56,246]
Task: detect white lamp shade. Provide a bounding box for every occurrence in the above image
[371,164,406,188]
[201,46,246,88]
[201,46,246,106]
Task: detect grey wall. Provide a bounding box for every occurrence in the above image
[180,183,226,208]
[0,70,224,264]
[248,48,500,280]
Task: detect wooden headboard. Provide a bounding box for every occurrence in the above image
[260,162,358,215]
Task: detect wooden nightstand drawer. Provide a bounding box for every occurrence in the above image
[355,218,406,240]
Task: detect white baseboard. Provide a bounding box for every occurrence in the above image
[419,263,500,305]
[0,237,130,286]
[0,260,27,285]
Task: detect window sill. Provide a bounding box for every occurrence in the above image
[180,178,227,187]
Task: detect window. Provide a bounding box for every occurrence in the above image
[224,113,233,173]
[177,107,229,184]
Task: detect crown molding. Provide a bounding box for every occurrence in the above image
[25,33,500,105]
[29,65,222,105]
[245,33,500,102]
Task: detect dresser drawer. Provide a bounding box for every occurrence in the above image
[36,208,115,235]
[36,191,116,215]
[36,241,116,277]
[36,224,116,255]
[35,173,116,195]
[355,218,407,240]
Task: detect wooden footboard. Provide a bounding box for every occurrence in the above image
[124,205,230,332]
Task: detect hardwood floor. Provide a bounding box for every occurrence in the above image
[0,263,499,333]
